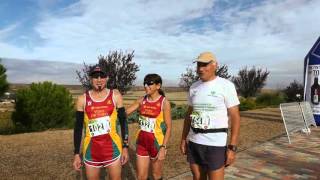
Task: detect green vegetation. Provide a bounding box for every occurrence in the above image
[0,59,9,97]
[256,92,286,107]
[282,80,304,102]
[0,111,14,134]
[239,97,256,111]
[12,81,74,132]
[232,66,269,98]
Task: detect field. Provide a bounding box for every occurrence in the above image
[0,107,285,179]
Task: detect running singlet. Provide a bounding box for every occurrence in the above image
[136,95,166,157]
[82,90,122,164]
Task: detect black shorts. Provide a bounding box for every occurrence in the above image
[187,141,227,171]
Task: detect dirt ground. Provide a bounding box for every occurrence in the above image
[0,108,285,179]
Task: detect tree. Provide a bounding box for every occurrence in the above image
[77,50,139,94]
[232,66,269,98]
[12,81,74,132]
[0,59,9,97]
[283,80,304,102]
[179,64,231,90]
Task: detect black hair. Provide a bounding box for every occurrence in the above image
[144,73,165,96]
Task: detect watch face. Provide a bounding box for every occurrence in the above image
[228,145,237,152]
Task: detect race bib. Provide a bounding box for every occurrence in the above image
[88,116,111,137]
[138,116,156,133]
[190,111,213,129]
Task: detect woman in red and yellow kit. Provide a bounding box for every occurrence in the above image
[73,65,129,180]
[127,74,172,180]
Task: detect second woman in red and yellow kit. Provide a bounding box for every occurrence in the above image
[127,74,172,180]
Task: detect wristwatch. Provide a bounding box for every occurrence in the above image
[160,145,167,149]
[122,143,129,148]
[227,145,237,152]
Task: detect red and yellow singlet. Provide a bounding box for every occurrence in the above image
[82,90,122,166]
[136,95,166,158]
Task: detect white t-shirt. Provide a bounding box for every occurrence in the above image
[187,77,240,146]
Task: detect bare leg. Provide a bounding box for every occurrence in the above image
[106,159,122,180]
[190,163,207,180]
[85,164,101,180]
[208,166,224,180]
[151,159,163,180]
[136,156,150,180]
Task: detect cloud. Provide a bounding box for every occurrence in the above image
[0,0,319,88]
[2,58,82,85]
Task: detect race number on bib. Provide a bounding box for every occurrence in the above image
[190,111,212,129]
[88,116,111,137]
[138,116,156,133]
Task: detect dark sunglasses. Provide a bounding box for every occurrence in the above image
[143,81,155,86]
[91,73,107,79]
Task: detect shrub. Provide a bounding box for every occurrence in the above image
[283,80,304,102]
[12,81,74,132]
[127,111,139,123]
[239,97,256,111]
[256,92,285,107]
[171,104,188,120]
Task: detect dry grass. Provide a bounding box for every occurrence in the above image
[0,108,285,179]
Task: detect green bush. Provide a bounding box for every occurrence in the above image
[239,97,256,111]
[256,92,285,107]
[12,81,74,132]
[127,111,139,123]
[171,104,188,120]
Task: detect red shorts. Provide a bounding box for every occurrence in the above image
[136,131,160,159]
[84,157,120,168]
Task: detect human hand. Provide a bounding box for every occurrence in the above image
[157,147,167,161]
[180,139,187,155]
[121,148,129,165]
[73,154,82,171]
[225,150,236,167]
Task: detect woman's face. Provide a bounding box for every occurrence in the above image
[143,81,160,95]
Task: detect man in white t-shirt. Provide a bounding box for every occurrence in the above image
[180,52,240,180]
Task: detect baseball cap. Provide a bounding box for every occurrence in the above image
[195,52,217,63]
[89,65,107,77]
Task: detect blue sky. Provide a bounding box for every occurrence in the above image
[1,0,320,88]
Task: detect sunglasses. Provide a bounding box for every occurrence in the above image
[91,73,107,79]
[143,81,155,86]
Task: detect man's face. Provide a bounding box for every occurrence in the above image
[196,61,217,81]
[91,72,108,91]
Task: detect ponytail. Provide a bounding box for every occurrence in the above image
[158,89,165,97]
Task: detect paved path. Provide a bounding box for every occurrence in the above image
[170,127,320,180]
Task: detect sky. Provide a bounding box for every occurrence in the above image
[0,0,320,88]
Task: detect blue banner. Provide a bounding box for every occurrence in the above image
[304,36,320,126]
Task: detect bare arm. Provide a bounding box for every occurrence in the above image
[228,105,240,146]
[113,89,124,108]
[162,98,172,146]
[126,97,143,115]
[181,106,193,141]
[180,106,193,155]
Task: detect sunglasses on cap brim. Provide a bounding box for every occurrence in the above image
[91,73,107,78]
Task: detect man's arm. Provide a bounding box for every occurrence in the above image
[113,89,129,144]
[228,105,240,146]
[225,105,240,167]
[180,106,193,154]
